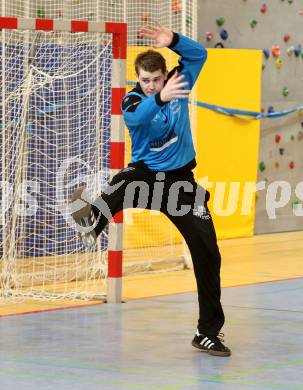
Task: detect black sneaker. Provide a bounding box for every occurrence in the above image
[191,331,231,357]
[70,186,98,249]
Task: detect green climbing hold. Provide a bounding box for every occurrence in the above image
[37,8,46,18]
[290,134,295,140]
[250,20,258,29]
[288,0,294,4]
[186,16,192,27]
[216,17,225,27]
[282,86,289,97]
[259,161,266,172]
[292,200,300,209]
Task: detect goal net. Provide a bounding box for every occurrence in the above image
[1,0,197,302]
[0,19,125,301]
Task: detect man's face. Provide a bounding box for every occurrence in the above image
[137,68,167,97]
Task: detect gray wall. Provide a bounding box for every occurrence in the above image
[197,0,303,234]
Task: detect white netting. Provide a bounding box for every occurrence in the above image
[0,1,198,302]
[2,1,123,21]
[0,28,112,300]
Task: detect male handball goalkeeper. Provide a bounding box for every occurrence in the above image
[71,23,231,357]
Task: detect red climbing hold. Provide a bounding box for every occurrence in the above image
[172,0,182,13]
[141,13,150,23]
[272,45,281,57]
[289,161,295,169]
[206,32,214,41]
[275,134,281,143]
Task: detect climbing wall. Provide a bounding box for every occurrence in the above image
[197,0,303,233]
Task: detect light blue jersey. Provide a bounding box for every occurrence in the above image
[122,33,207,172]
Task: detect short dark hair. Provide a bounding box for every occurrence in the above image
[135,50,167,76]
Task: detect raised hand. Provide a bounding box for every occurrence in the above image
[160,71,190,102]
[139,22,174,48]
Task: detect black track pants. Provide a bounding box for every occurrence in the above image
[92,161,225,336]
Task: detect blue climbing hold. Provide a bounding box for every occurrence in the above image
[263,48,270,59]
[294,45,302,57]
[220,29,229,40]
[268,106,275,114]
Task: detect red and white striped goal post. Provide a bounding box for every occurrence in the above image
[0,16,127,303]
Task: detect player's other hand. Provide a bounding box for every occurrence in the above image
[138,22,174,48]
[160,71,190,102]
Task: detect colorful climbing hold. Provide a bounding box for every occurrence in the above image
[282,87,289,97]
[275,135,281,143]
[37,8,46,18]
[206,32,214,41]
[292,200,300,210]
[275,162,280,168]
[287,0,294,4]
[284,34,291,43]
[260,4,268,13]
[216,17,225,27]
[186,16,192,28]
[259,161,266,172]
[290,134,295,141]
[287,46,295,56]
[263,48,270,59]
[220,29,228,40]
[275,59,283,69]
[268,106,275,114]
[279,148,285,155]
[141,13,150,23]
[172,0,182,13]
[250,20,258,29]
[289,161,295,169]
[294,45,302,57]
[272,45,281,57]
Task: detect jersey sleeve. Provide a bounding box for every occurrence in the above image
[121,92,166,128]
[167,33,207,90]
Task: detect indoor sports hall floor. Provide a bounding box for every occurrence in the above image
[0,231,303,390]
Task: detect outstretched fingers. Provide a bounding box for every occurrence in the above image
[139,22,172,48]
[139,27,156,39]
[172,81,189,89]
